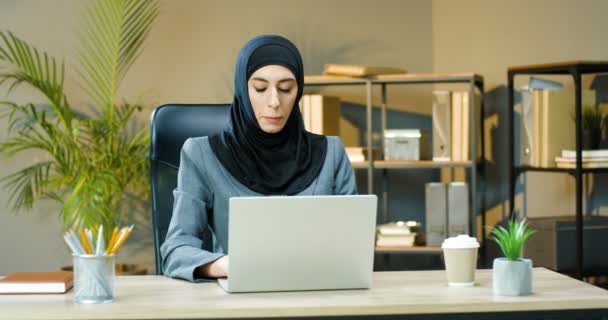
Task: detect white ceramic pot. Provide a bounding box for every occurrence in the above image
[492,258,533,296]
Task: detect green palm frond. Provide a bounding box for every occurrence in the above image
[78,0,159,114]
[63,170,121,232]
[0,161,53,211]
[0,32,73,130]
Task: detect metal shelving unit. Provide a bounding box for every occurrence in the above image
[305,73,486,255]
[507,61,608,279]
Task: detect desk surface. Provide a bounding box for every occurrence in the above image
[1,268,607,320]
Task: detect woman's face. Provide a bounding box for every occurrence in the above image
[248,65,298,133]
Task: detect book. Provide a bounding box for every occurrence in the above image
[301,94,341,136]
[376,233,417,247]
[323,64,407,77]
[299,94,311,130]
[377,221,413,236]
[555,156,608,162]
[432,91,451,161]
[461,92,470,161]
[458,91,482,162]
[561,149,608,159]
[450,92,463,161]
[555,161,608,169]
[345,147,365,162]
[0,272,73,294]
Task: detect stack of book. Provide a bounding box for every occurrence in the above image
[344,147,380,163]
[555,149,608,168]
[323,64,407,77]
[376,221,420,247]
[431,91,480,162]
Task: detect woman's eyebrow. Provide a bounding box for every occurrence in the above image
[251,77,296,83]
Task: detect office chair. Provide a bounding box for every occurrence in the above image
[149,103,231,275]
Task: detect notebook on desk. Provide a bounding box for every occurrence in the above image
[218,195,377,293]
[0,272,73,294]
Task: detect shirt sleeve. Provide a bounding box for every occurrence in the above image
[160,138,225,282]
[331,137,358,195]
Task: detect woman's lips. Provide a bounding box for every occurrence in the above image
[264,116,283,124]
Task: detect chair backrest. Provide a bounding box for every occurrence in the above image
[149,103,231,275]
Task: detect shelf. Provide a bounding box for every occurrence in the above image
[508,61,608,75]
[375,246,443,254]
[507,61,608,279]
[515,165,608,174]
[304,73,483,86]
[372,72,483,85]
[304,75,369,86]
[351,160,473,170]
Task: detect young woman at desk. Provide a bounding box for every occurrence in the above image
[160,35,357,282]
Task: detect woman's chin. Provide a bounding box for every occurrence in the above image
[260,123,285,133]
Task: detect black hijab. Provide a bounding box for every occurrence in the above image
[208,35,327,195]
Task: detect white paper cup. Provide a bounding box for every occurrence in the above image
[442,235,479,287]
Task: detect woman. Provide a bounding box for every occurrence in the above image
[160,35,357,282]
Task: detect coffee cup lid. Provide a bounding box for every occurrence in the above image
[441,235,479,249]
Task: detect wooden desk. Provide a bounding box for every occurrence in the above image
[1,268,607,320]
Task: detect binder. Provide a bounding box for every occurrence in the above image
[447,182,469,237]
[425,183,447,246]
[432,91,451,161]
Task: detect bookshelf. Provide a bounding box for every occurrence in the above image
[507,61,608,279]
[305,73,486,257]
[351,160,473,170]
[375,245,442,254]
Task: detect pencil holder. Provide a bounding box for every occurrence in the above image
[72,254,115,304]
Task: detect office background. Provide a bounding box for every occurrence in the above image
[1,0,607,275]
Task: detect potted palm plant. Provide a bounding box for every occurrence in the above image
[0,0,159,259]
[490,218,536,296]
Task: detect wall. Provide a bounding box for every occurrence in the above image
[0,0,433,274]
[432,0,608,237]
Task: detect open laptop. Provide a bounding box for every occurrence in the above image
[217,195,377,293]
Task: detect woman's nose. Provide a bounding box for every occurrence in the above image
[268,88,280,108]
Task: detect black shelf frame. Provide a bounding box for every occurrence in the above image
[507,61,608,279]
[306,74,487,260]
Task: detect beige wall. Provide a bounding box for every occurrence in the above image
[3,0,607,275]
[0,0,433,275]
[432,0,608,236]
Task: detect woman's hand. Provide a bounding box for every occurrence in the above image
[196,255,229,278]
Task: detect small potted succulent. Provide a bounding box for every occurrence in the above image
[581,104,603,150]
[490,218,536,296]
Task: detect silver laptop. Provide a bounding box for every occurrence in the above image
[217,195,377,293]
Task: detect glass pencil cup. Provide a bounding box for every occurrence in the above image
[72,254,116,304]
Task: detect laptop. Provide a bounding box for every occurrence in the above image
[217,195,377,293]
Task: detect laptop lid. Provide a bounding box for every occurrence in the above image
[220,195,377,293]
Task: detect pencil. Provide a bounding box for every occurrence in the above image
[105,227,119,255]
[109,225,133,254]
[80,229,93,254]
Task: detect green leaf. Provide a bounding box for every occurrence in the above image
[490,218,536,261]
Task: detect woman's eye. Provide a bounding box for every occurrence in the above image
[254,88,266,93]
[279,88,292,93]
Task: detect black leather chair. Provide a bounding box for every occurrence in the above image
[149,103,230,275]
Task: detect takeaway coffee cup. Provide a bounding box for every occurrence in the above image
[441,235,479,287]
